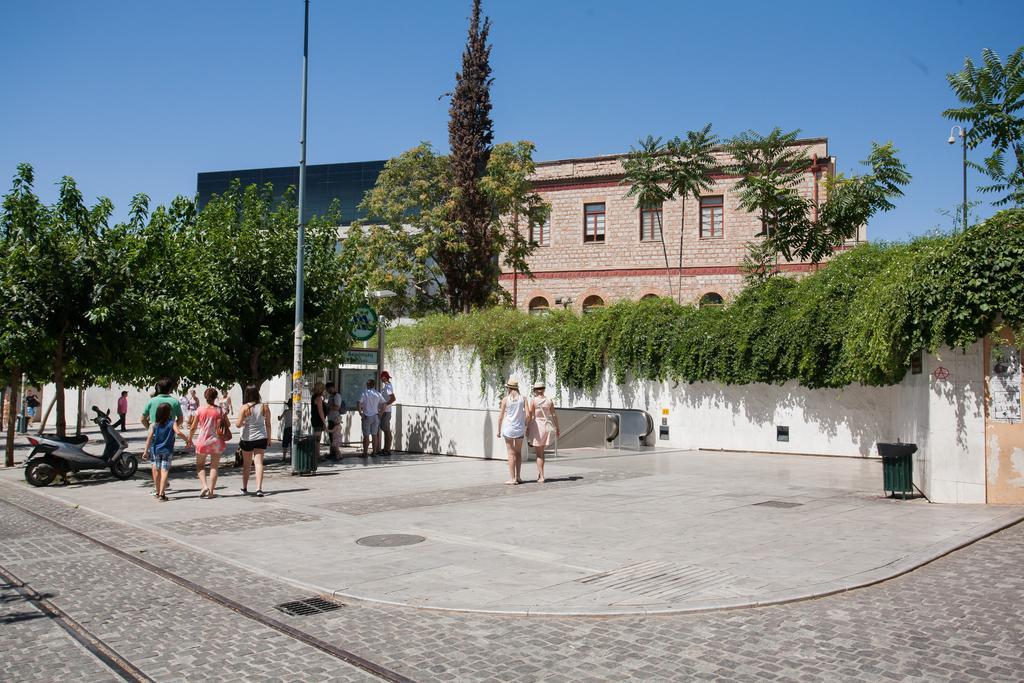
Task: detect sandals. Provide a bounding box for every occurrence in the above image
[200,488,209,499]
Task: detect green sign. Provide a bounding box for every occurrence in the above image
[350,304,378,341]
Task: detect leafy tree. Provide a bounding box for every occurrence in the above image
[351,141,547,315]
[944,46,1024,206]
[622,125,718,302]
[1,164,51,463]
[727,129,909,282]
[446,0,496,312]
[167,181,353,387]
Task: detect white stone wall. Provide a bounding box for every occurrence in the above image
[384,344,988,504]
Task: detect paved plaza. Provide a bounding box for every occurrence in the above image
[1,431,1022,680]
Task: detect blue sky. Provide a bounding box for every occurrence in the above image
[1,0,1021,241]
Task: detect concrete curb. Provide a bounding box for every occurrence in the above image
[10,480,1023,618]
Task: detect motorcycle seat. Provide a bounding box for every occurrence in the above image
[45,434,89,445]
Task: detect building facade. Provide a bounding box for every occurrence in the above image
[504,138,851,313]
[197,138,855,314]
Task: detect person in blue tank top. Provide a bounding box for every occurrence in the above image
[143,402,191,501]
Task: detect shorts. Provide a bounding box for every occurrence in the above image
[239,438,268,452]
[379,412,392,433]
[281,428,292,446]
[361,414,380,437]
[151,451,173,470]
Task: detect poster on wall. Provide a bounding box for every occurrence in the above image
[990,345,1022,423]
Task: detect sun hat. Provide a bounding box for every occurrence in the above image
[505,379,519,390]
[532,381,545,390]
[380,370,391,380]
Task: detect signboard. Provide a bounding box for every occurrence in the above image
[350,304,378,342]
[990,345,1022,423]
[343,349,378,366]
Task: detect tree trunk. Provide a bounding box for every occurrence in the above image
[55,334,66,437]
[37,393,56,436]
[5,368,20,467]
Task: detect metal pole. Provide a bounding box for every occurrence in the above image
[291,0,310,471]
[962,129,968,229]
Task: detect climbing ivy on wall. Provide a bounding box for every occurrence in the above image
[388,210,1024,391]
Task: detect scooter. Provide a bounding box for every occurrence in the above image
[24,406,139,486]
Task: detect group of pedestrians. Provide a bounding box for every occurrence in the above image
[309,371,395,459]
[496,379,561,485]
[139,378,273,501]
[134,371,399,501]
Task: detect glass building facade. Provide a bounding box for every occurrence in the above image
[196,159,386,225]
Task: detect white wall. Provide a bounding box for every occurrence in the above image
[384,345,988,504]
[891,343,986,503]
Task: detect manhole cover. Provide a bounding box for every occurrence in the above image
[356,534,426,547]
[274,596,343,616]
[753,500,803,508]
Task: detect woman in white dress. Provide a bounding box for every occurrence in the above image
[495,379,526,485]
[526,381,560,483]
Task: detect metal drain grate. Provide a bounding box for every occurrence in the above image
[274,596,344,617]
[753,500,803,508]
[578,560,736,600]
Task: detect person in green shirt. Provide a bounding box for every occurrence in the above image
[140,378,183,494]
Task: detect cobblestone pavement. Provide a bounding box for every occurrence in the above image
[1,480,1022,682]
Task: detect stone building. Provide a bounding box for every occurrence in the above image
[504,137,857,313]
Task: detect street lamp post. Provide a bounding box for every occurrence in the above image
[291,0,311,470]
[948,126,968,229]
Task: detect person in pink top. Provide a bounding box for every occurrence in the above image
[113,391,129,432]
[187,387,230,498]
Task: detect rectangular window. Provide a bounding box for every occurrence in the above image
[584,202,606,242]
[700,196,724,239]
[530,216,550,246]
[640,204,663,241]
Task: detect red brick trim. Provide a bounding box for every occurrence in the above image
[502,263,814,282]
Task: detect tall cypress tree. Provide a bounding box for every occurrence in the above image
[447,0,494,312]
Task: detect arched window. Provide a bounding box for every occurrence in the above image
[582,294,605,313]
[640,293,661,301]
[528,296,550,315]
[699,292,724,308]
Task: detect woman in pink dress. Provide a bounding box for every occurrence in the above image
[526,381,560,483]
[188,388,229,498]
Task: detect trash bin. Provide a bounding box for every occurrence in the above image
[877,442,917,499]
[16,415,28,433]
[292,435,317,476]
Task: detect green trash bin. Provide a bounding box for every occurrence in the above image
[877,442,917,499]
[16,415,28,433]
[292,435,317,476]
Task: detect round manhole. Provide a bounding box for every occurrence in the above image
[356,534,426,547]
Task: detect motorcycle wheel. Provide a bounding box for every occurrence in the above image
[110,454,138,480]
[25,457,59,487]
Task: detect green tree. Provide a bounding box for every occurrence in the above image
[727,129,909,282]
[446,0,496,311]
[168,181,353,387]
[351,141,547,315]
[622,125,718,302]
[1,164,51,463]
[944,46,1024,206]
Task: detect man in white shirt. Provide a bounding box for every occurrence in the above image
[358,379,383,457]
[378,370,396,456]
